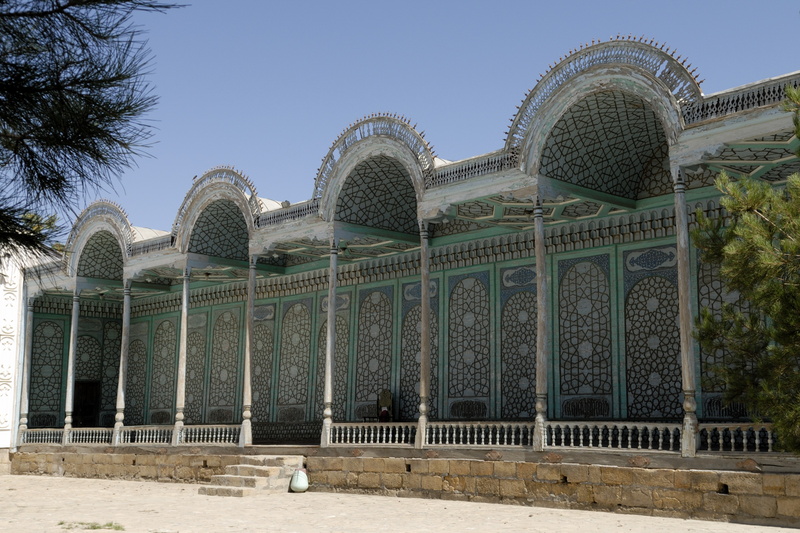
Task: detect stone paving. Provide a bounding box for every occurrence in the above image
[0,474,787,533]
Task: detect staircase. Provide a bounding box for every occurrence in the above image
[198,455,305,497]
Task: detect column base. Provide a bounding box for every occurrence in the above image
[532,413,546,452]
[172,421,184,446]
[239,419,252,447]
[415,414,427,449]
[321,418,333,447]
[681,412,698,457]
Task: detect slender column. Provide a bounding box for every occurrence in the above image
[673,168,698,457]
[63,290,80,444]
[113,281,132,446]
[415,220,432,449]
[240,256,256,447]
[17,298,34,446]
[172,267,190,446]
[321,237,338,447]
[533,198,549,451]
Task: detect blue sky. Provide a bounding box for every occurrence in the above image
[95,0,799,232]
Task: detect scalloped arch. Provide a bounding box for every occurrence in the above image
[64,200,132,275]
[314,114,435,201]
[172,166,260,253]
[505,38,702,155]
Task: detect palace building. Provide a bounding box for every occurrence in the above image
[2,38,798,460]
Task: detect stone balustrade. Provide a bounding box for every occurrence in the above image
[426,422,534,447]
[698,423,776,453]
[329,422,416,446]
[546,422,681,452]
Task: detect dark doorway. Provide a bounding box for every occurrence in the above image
[73,381,101,428]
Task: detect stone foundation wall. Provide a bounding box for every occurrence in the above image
[306,456,800,527]
[11,449,244,483]
[11,448,800,527]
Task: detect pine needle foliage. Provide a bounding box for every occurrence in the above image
[693,85,800,451]
[0,0,177,263]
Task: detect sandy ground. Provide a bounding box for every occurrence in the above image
[0,474,788,533]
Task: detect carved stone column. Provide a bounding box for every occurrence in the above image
[63,290,80,444]
[172,267,190,446]
[17,298,34,446]
[415,220,432,449]
[240,257,256,447]
[533,198,549,451]
[321,237,338,447]
[673,168,698,457]
[113,281,131,446]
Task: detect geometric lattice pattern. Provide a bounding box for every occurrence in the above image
[125,338,148,426]
[625,275,681,419]
[561,201,602,219]
[207,309,240,423]
[500,290,537,419]
[558,257,612,398]
[75,336,102,381]
[185,313,208,424]
[315,316,349,421]
[335,156,418,235]
[400,305,439,421]
[188,199,249,261]
[101,321,122,426]
[149,319,177,422]
[76,230,123,279]
[277,302,311,421]
[251,320,274,423]
[355,289,393,412]
[697,260,744,395]
[448,274,491,408]
[29,320,65,427]
[540,91,668,200]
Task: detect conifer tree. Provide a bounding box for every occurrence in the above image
[0,0,176,263]
[693,85,800,451]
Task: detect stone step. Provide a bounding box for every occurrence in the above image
[225,464,283,478]
[199,455,303,497]
[238,455,304,469]
[198,486,255,497]
[209,474,267,488]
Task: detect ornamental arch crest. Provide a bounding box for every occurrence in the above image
[505,38,701,181]
[64,200,131,278]
[172,166,260,256]
[315,114,434,224]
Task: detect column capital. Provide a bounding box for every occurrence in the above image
[418,219,429,236]
[533,196,544,218]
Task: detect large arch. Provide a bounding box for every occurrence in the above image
[316,114,433,222]
[334,155,420,235]
[539,89,674,200]
[172,166,265,255]
[64,200,131,278]
[505,39,701,179]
